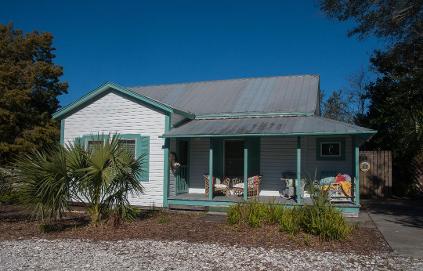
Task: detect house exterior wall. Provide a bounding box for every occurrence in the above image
[184,136,353,196]
[188,138,210,193]
[63,91,166,207]
[260,137,297,194]
[260,136,353,195]
[169,139,177,197]
[302,136,353,179]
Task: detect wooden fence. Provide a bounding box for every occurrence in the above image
[359,150,392,198]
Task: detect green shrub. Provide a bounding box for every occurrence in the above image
[278,207,301,235]
[266,203,285,224]
[226,190,352,240]
[0,191,24,204]
[227,204,242,225]
[300,204,352,240]
[246,200,269,227]
[227,200,282,227]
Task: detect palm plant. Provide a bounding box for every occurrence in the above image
[14,145,74,221]
[75,136,144,225]
[14,134,144,225]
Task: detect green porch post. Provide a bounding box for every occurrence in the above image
[60,119,65,145]
[296,136,302,203]
[163,139,170,207]
[243,145,249,201]
[208,142,213,200]
[163,115,170,208]
[354,137,360,206]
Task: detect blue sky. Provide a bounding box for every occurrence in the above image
[1,0,381,107]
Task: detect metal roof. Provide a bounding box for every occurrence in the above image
[131,75,319,116]
[162,116,376,138]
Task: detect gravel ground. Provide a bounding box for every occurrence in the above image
[0,239,422,271]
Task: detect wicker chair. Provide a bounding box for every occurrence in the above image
[232,176,262,197]
[204,175,230,196]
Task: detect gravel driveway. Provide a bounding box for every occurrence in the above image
[0,239,422,271]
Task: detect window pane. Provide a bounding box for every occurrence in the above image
[87,140,103,152]
[321,143,340,156]
[119,139,136,158]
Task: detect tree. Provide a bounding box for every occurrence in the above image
[346,70,369,118]
[0,23,68,164]
[320,0,422,42]
[14,135,144,225]
[320,0,423,195]
[321,90,353,123]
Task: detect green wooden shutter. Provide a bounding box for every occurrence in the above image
[211,138,224,179]
[74,137,82,147]
[247,137,260,176]
[139,136,150,182]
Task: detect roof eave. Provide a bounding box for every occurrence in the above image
[52,82,194,120]
[160,130,377,138]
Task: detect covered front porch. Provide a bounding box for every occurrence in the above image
[165,135,361,215]
[161,116,375,216]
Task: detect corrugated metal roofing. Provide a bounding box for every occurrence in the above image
[162,116,376,137]
[131,75,319,115]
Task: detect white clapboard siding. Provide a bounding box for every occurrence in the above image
[63,91,166,207]
[189,138,210,190]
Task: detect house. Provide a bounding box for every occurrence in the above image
[53,75,376,216]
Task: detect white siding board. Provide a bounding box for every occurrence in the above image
[63,91,166,207]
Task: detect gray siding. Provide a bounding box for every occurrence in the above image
[169,139,177,197]
[260,136,353,194]
[183,136,353,195]
[302,136,353,179]
[260,137,297,192]
[189,138,210,189]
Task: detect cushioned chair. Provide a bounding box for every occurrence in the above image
[232,176,262,197]
[204,175,230,196]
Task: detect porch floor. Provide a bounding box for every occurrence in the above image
[169,193,313,205]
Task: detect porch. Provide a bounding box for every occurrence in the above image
[165,134,363,216]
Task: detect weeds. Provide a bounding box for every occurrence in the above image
[157,212,171,224]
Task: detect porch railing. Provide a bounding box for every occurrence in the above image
[175,165,188,194]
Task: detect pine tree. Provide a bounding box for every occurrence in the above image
[0,23,68,164]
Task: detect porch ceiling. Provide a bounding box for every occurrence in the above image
[163,116,376,138]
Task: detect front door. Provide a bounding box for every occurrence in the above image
[224,140,244,177]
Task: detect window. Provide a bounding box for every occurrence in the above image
[320,142,341,157]
[316,138,345,160]
[117,134,150,182]
[87,140,103,152]
[118,139,136,158]
[78,134,150,182]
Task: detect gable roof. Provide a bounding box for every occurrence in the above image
[131,75,320,116]
[163,116,377,138]
[52,82,195,120]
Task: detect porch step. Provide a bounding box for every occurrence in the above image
[168,204,208,211]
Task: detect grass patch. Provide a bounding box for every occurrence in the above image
[157,212,171,224]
